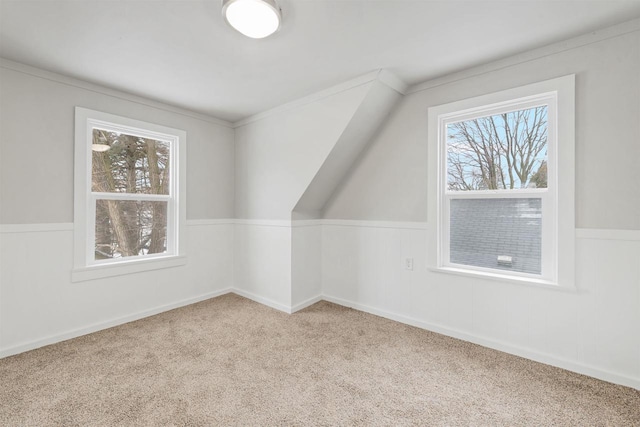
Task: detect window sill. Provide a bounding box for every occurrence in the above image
[428,266,577,292]
[72,255,187,282]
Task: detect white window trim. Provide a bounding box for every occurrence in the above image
[427,75,575,289]
[72,107,187,282]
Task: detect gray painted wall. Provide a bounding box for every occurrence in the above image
[294,80,402,219]
[0,64,235,224]
[323,30,640,231]
[234,82,370,220]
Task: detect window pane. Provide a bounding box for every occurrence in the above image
[95,200,168,260]
[446,106,547,191]
[449,198,541,274]
[91,128,170,194]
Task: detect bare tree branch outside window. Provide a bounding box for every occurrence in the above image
[446,106,548,191]
[445,105,548,274]
[91,129,170,260]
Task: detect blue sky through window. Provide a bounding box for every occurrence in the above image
[446,105,548,191]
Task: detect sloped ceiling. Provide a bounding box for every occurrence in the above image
[293,77,402,219]
[1,1,639,121]
[233,77,373,219]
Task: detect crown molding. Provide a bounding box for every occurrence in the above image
[232,71,378,128]
[0,58,234,128]
[377,69,409,95]
[233,69,407,128]
[406,18,640,95]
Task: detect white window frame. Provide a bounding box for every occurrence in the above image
[72,107,187,282]
[427,75,575,288]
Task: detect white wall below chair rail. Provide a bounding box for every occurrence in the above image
[321,221,640,390]
[233,221,293,309]
[0,221,235,358]
[2,220,638,391]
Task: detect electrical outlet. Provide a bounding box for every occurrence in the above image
[404,257,414,271]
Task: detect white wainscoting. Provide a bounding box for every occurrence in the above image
[232,220,324,313]
[292,224,323,309]
[3,219,638,390]
[234,221,293,310]
[0,221,234,358]
[321,221,640,390]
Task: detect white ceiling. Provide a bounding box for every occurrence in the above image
[1,0,639,122]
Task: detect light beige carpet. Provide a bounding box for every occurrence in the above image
[1,294,638,426]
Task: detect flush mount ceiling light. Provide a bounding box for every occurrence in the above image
[222,0,281,39]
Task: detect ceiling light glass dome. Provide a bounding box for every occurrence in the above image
[222,0,281,39]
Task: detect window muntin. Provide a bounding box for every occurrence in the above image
[427,75,575,288]
[74,107,186,281]
[89,126,173,262]
[438,94,557,282]
[87,122,177,265]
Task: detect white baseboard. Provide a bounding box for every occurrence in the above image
[0,286,309,358]
[0,288,233,359]
[291,295,323,313]
[322,294,640,391]
[3,281,637,391]
[231,288,292,314]
[229,289,322,314]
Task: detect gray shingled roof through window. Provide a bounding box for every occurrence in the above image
[450,198,542,275]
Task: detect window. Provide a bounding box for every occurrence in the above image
[427,76,575,287]
[73,108,186,281]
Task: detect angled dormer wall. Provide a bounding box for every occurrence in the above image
[291,76,403,307]
[233,71,404,310]
[234,78,372,220]
[292,76,403,220]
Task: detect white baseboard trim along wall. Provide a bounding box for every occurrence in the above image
[0,288,233,358]
[230,289,323,315]
[231,288,292,314]
[320,294,640,391]
[291,295,324,313]
[1,219,638,390]
[319,220,640,391]
[0,221,235,358]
